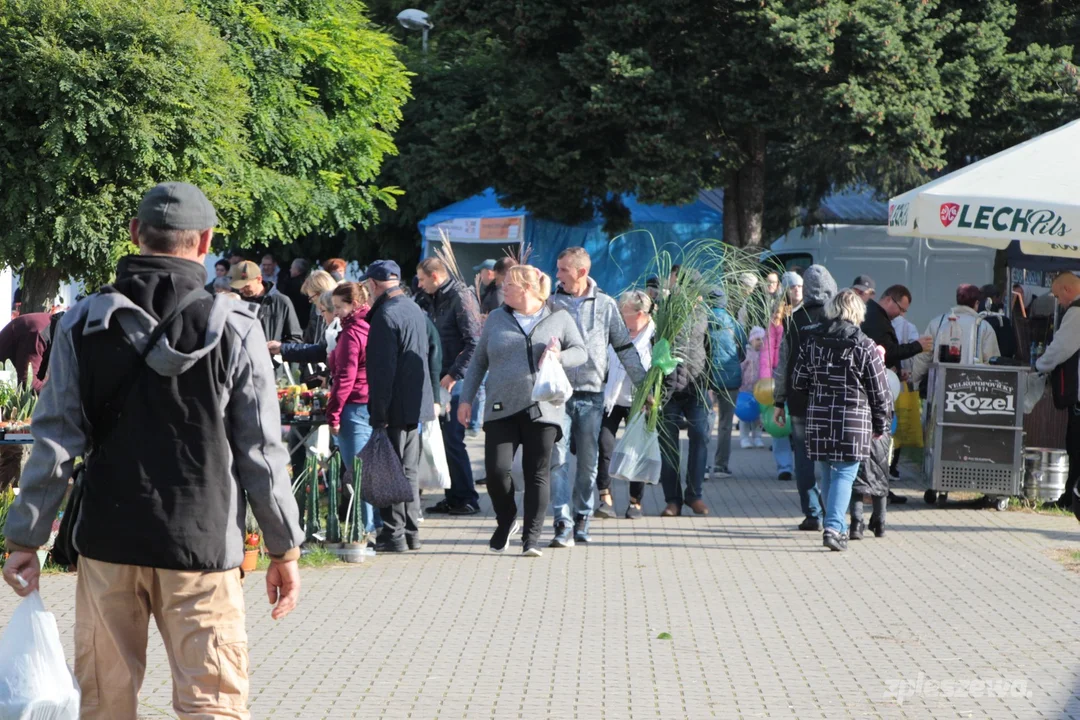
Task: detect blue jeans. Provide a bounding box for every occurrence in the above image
[659,393,710,507]
[441,387,479,508]
[772,435,793,475]
[335,403,381,533]
[817,460,861,535]
[551,392,605,526]
[470,380,486,430]
[790,416,823,521]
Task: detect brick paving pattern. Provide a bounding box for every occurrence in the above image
[4,434,1080,718]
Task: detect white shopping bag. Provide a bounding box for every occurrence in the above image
[531,355,573,405]
[609,413,662,485]
[0,591,80,720]
[419,423,452,491]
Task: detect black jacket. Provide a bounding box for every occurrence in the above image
[479,282,503,314]
[278,273,312,331]
[249,281,302,344]
[424,278,481,381]
[854,432,892,498]
[426,316,443,405]
[861,299,921,371]
[4,255,303,569]
[367,289,436,428]
[791,319,892,462]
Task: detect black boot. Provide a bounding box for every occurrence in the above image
[869,516,886,537]
[849,520,866,541]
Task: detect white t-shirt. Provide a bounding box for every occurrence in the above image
[514,309,544,336]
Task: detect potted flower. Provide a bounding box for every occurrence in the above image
[241,532,260,572]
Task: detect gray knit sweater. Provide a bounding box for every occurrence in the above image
[461,305,587,427]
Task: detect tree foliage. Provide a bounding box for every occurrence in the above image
[0,0,409,309]
[410,0,1079,247]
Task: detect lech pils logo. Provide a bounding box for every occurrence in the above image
[938,202,1071,237]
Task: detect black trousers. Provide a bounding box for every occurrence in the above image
[378,425,421,544]
[596,405,646,502]
[484,412,558,547]
[1066,406,1080,508]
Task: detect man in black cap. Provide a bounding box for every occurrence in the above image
[852,275,876,303]
[362,260,436,552]
[2,181,303,719]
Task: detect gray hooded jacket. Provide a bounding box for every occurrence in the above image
[3,256,303,569]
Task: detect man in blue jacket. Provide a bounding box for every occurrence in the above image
[709,289,747,479]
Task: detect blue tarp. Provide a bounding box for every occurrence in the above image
[418,189,724,294]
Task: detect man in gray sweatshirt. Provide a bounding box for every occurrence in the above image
[547,247,647,547]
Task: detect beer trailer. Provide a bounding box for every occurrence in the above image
[922,363,1026,511]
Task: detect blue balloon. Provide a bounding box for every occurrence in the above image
[734,392,760,423]
[890,414,898,435]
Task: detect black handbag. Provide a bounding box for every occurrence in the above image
[51,289,206,567]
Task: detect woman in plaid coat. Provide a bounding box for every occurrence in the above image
[791,289,891,552]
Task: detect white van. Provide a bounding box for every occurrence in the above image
[767,224,996,330]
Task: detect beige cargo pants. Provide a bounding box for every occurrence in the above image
[74,557,249,720]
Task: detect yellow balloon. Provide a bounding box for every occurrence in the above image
[753,378,774,407]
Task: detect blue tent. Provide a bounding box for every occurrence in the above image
[418,188,723,293]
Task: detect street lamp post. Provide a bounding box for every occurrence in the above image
[397,9,433,53]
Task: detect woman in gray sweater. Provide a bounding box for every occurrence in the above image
[459,265,587,556]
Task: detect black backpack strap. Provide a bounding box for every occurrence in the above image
[90,288,208,448]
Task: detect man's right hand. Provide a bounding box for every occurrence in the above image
[267,341,282,356]
[772,407,786,428]
[457,402,472,427]
[266,559,300,620]
[2,551,40,597]
[918,335,933,352]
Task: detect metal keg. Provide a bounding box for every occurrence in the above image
[1023,447,1069,502]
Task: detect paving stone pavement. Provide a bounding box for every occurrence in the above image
[4,434,1080,719]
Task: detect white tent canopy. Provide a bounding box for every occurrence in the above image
[887,119,1080,257]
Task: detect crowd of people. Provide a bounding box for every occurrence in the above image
[1,180,1071,718]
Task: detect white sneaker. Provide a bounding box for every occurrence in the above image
[740,438,752,449]
[711,467,733,479]
[754,438,765,448]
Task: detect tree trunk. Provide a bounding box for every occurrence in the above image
[19,266,63,313]
[723,128,767,248]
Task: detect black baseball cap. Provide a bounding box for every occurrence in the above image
[136,182,217,230]
[360,260,401,281]
[852,275,876,293]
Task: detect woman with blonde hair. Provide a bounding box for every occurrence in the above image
[791,289,891,552]
[459,265,587,556]
[269,269,339,364]
[760,298,794,481]
[595,290,655,519]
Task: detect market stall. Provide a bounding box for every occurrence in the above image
[888,118,1080,506]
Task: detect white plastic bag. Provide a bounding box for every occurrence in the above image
[418,422,452,490]
[609,413,662,485]
[0,592,80,720]
[531,356,573,405]
[1024,372,1047,414]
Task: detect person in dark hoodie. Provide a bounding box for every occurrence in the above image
[773,264,838,531]
[2,182,303,718]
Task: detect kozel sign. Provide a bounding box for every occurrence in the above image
[939,202,1072,238]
